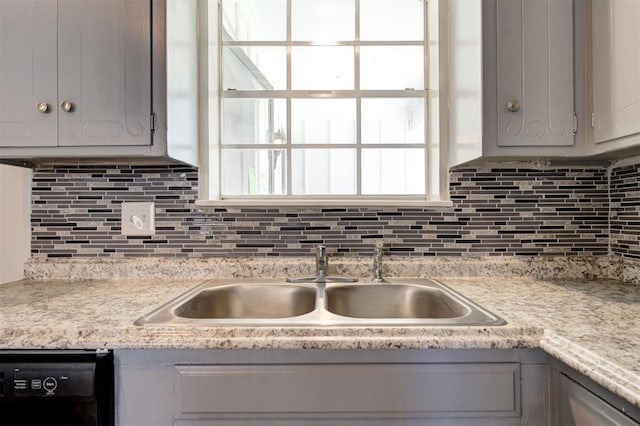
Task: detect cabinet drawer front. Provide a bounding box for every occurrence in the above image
[175,363,520,419]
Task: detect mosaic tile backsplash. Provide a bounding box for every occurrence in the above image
[611,162,640,260]
[30,164,611,258]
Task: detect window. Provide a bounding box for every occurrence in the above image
[202,0,449,205]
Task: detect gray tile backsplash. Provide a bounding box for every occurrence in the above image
[30,164,612,258]
[611,163,640,260]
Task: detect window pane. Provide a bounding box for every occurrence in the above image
[361,46,424,90]
[223,46,286,90]
[362,148,425,195]
[222,99,286,145]
[361,98,425,144]
[292,47,354,90]
[222,149,287,195]
[292,0,355,41]
[360,0,423,41]
[291,99,356,144]
[222,0,286,41]
[292,149,356,194]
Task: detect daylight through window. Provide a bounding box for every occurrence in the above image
[212,0,441,203]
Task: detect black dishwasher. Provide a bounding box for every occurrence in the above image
[0,350,113,426]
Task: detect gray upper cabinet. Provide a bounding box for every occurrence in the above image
[590,0,640,154]
[495,0,575,148]
[483,0,578,156]
[0,0,150,149]
[452,0,581,166]
[0,0,198,166]
[57,0,151,147]
[0,0,58,148]
[453,0,640,164]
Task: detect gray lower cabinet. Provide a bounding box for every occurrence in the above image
[115,349,549,426]
[549,366,640,426]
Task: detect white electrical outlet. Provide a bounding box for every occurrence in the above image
[121,202,155,236]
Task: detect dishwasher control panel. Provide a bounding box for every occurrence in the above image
[0,350,113,425]
[2,363,94,397]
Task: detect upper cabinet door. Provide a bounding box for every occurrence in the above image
[592,0,640,145]
[57,0,152,147]
[496,0,575,147]
[0,0,58,148]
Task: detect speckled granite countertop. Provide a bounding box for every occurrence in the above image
[0,276,639,407]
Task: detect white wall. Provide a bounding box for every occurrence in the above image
[0,164,31,284]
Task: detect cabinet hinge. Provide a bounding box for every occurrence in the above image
[572,112,577,136]
[150,113,157,132]
[591,112,595,128]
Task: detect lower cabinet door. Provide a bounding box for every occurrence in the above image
[173,363,521,425]
[554,373,639,426]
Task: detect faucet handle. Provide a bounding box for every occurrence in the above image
[288,244,357,283]
[372,241,384,282]
[315,244,328,279]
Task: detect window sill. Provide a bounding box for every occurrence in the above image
[195,198,453,208]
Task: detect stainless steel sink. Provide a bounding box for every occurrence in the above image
[325,284,468,319]
[173,285,316,319]
[134,279,506,326]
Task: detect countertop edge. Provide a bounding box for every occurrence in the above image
[2,324,639,408]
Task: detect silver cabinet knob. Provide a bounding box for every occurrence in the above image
[506,100,520,112]
[36,102,50,113]
[60,101,74,112]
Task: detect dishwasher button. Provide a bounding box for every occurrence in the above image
[13,379,27,390]
[31,379,42,390]
[43,377,57,393]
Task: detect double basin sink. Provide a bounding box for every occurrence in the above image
[135,279,506,326]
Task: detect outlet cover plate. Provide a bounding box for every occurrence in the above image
[121,202,155,236]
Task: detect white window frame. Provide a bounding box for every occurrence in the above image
[197,0,451,207]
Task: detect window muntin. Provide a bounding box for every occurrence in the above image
[216,0,440,200]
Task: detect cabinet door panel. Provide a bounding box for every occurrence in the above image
[496,0,574,147]
[0,0,58,148]
[175,363,520,419]
[592,0,640,144]
[58,0,151,147]
[554,374,639,426]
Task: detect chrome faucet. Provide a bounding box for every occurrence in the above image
[286,244,358,283]
[372,241,385,282]
[315,244,328,280]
